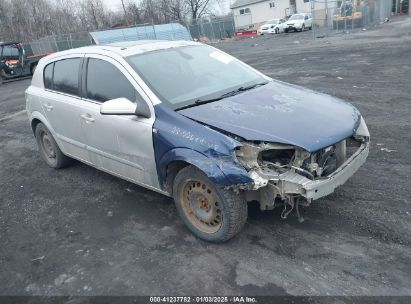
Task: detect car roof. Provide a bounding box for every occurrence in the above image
[47,40,200,59]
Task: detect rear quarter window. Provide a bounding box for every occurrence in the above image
[43,63,54,90]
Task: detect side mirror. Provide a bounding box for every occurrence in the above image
[100,98,137,115]
[305,16,309,20]
[271,25,274,28]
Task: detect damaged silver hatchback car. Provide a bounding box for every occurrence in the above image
[26,40,370,242]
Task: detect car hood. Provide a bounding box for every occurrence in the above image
[178,81,361,152]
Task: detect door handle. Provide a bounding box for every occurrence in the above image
[43,104,53,111]
[80,114,95,123]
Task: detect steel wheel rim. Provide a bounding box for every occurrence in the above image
[40,130,56,164]
[180,180,223,234]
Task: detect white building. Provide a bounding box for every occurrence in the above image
[231,0,332,29]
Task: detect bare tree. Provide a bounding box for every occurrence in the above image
[0,0,217,43]
[79,0,107,30]
[120,0,130,25]
[185,0,215,20]
[160,0,188,22]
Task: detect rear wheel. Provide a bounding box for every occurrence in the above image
[35,123,72,169]
[173,166,248,242]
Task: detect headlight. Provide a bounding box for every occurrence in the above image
[355,116,370,138]
[235,142,295,171]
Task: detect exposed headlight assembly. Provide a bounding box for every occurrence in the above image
[355,116,370,139]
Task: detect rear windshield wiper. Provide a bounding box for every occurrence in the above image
[176,82,269,111]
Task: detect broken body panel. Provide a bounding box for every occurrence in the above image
[154,80,369,210]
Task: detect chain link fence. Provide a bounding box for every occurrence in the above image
[23,0,396,55]
[24,31,93,56]
[23,16,236,56]
[311,0,393,38]
[185,16,236,42]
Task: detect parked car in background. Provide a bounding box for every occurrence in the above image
[258,19,286,35]
[285,13,313,32]
[26,41,369,242]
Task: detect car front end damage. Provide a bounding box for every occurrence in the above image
[233,117,370,217]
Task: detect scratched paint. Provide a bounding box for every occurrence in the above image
[152,104,253,189]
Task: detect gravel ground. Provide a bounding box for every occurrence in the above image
[0,17,410,297]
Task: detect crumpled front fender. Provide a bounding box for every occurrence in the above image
[158,148,254,188]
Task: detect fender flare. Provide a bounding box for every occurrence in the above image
[158,148,253,189]
[29,111,56,135]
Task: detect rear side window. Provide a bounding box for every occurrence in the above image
[44,63,53,89]
[86,58,135,102]
[53,58,81,96]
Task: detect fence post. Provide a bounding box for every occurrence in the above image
[311,0,315,39]
[199,19,204,40]
[69,33,73,49]
[152,22,157,40]
[170,22,175,40]
[52,34,59,52]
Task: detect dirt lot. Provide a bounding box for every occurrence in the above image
[1,17,410,297]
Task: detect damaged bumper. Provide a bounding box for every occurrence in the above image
[242,140,369,209]
[280,141,369,200]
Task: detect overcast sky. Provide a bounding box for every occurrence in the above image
[100,0,231,15]
[101,0,122,11]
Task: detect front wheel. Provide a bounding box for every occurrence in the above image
[301,24,305,32]
[173,166,248,242]
[275,28,279,34]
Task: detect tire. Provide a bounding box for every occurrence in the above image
[300,24,305,32]
[275,28,279,34]
[173,166,248,242]
[285,29,289,33]
[0,69,5,85]
[35,123,72,169]
[309,26,312,30]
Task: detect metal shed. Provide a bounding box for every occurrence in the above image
[90,23,192,44]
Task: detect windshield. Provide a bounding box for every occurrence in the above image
[1,45,20,59]
[290,15,304,20]
[126,45,267,110]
